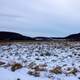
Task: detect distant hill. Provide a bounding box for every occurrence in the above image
[65,33,80,41]
[0,31,34,41]
[34,37,52,41]
[34,37,64,41]
[0,31,80,41]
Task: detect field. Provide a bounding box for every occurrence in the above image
[0,41,80,80]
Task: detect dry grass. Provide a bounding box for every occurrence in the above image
[28,64,47,77]
[49,66,62,74]
[11,63,22,71]
[28,70,40,77]
[68,68,78,75]
[32,65,47,71]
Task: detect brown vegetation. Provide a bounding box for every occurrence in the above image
[11,63,22,71]
[49,66,62,74]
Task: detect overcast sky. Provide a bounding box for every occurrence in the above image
[0,0,80,37]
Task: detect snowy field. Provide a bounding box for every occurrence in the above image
[0,41,80,80]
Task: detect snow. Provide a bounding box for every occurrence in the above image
[0,41,80,80]
[0,68,50,80]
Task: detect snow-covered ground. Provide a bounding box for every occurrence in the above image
[0,41,80,80]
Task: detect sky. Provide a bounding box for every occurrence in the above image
[0,0,80,37]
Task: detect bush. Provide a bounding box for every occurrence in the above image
[11,63,22,72]
[49,66,62,74]
[28,62,36,69]
[32,64,47,71]
[68,68,77,75]
[28,70,40,77]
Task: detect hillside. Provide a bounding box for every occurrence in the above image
[0,31,80,41]
[65,33,80,41]
[0,31,34,41]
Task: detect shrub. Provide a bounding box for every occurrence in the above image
[49,66,62,74]
[28,70,40,77]
[28,62,36,69]
[63,67,78,75]
[68,68,77,75]
[32,64,47,71]
[11,63,22,72]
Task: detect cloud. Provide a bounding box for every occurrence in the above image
[0,0,80,36]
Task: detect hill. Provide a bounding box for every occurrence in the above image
[0,31,34,41]
[65,33,80,41]
[0,31,80,41]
